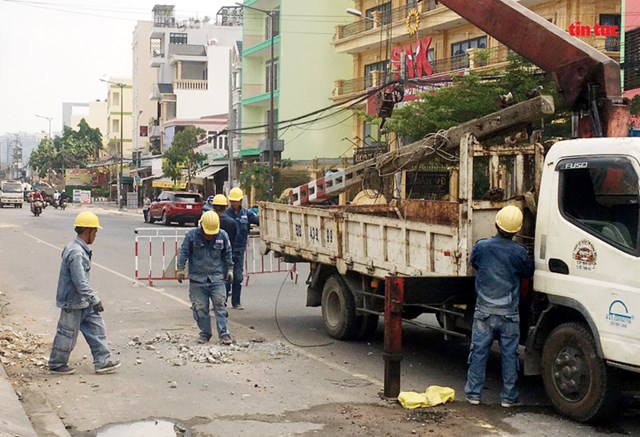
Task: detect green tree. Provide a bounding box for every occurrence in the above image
[55,119,103,169]
[385,54,565,140]
[29,119,103,182]
[162,126,207,188]
[29,138,57,178]
[239,163,269,201]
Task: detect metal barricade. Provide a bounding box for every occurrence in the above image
[134,229,298,286]
[134,227,189,286]
[245,235,298,285]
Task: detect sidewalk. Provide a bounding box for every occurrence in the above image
[0,363,37,437]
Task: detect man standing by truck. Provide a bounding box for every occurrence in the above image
[224,187,259,310]
[465,205,534,407]
[177,211,234,345]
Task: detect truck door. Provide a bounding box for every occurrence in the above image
[543,156,640,366]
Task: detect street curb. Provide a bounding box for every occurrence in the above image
[0,363,38,437]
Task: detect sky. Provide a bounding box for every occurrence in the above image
[0,0,234,136]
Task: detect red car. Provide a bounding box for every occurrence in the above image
[148,191,203,226]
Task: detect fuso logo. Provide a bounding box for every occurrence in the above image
[569,21,619,37]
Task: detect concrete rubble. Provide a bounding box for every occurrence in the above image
[124,331,295,367]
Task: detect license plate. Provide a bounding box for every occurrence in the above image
[186,204,192,209]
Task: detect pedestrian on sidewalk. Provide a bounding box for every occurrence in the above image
[177,211,235,345]
[48,211,121,375]
[143,193,152,223]
[464,205,533,407]
[224,187,259,310]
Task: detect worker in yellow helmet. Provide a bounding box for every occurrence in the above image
[177,211,235,345]
[465,205,533,407]
[224,187,259,310]
[48,211,120,375]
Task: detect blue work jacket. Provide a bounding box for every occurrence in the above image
[56,237,100,309]
[224,206,259,251]
[470,234,534,316]
[177,227,233,284]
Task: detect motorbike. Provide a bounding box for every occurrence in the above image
[53,198,67,210]
[31,200,43,217]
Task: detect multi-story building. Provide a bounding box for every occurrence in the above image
[102,78,133,162]
[238,0,354,164]
[335,0,622,150]
[132,4,242,156]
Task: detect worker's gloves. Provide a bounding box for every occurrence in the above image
[93,301,105,313]
[226,271,234,282]
[177,270,185,283]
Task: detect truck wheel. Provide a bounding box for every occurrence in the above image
[321,275,359,340]
[541,322,617,422]
[162,211,170,226]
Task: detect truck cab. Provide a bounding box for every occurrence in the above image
[527,138,640,420]
[0,180,24,208]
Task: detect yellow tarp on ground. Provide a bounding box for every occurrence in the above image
[398,386,455,409]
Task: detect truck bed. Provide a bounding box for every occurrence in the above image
[259,200,470,279]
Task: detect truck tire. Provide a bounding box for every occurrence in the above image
[541,322,617,422]
[321,275,359,340]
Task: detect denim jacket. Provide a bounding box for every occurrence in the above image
[470,234,534,316]
[56,237,100,309]
[224,207,259,251]
[177,227,233,284]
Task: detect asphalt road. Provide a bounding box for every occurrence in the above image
[0,204,639,436]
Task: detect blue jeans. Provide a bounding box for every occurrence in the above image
[189,281,229,339]
[464,311,520,403]
[226,250,245,307]
[49,306,111,370]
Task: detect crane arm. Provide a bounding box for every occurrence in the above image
[437,0,629,137]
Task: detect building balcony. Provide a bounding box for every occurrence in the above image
[173,79,208,91]
[332,55,468,100]
[149,125,161,139]
[332,40,619,101]
[334,0,552,55]
[149,49,165,68]
[241,83,279,106]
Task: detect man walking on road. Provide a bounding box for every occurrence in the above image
[177,211,235,345]
[224,187,259,310]
[464,205,533,407]
[48,211,121,375]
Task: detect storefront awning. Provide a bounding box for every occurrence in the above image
[139,174,162,182]
[195,165,226,179]
[152,178,187,189]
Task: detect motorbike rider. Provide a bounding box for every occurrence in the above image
[202,195,215,213]
[31,190,44,211]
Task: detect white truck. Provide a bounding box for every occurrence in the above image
[260,114,640,421]
[0,180,24,208]
[259,0,638,422]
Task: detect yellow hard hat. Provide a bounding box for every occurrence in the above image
[199,211,220,235]
[495,205,523,234]
[229,187,243,202]
[74,211,103,229]
[212,194,228,206]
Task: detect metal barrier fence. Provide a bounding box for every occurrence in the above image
[134,228,297,286]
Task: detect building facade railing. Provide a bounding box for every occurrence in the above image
[173,80,208,91]
[337,0,440,40]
